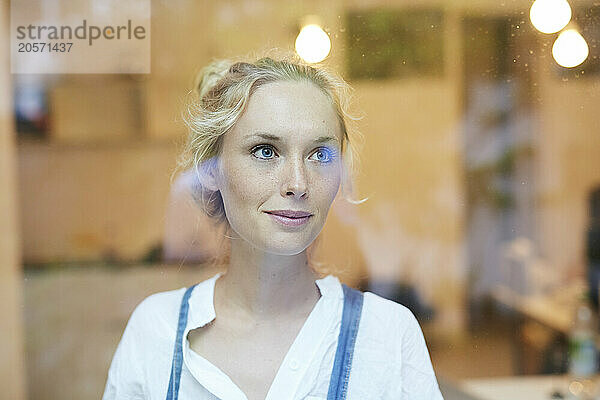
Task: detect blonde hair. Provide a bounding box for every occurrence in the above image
[174,53,364,225]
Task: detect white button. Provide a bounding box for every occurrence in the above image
[290,359,299,371]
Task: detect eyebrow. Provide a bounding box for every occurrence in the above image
[244,132,340,144]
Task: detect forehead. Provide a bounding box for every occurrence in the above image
[230,80,342,143]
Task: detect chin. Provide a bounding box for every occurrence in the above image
[261,235,315,256]
[229,214,325,256]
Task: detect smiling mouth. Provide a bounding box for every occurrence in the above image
[265,210,312,218]
[264,210,313,227]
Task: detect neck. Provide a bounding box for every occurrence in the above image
[215,235,321,323]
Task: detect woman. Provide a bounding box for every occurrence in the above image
[102,56,444,400]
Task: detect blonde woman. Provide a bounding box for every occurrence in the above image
[102,56,444,400]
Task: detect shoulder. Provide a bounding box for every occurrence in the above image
[103,286,189,400]
[136,286,188,314]
[360,290,433,358]
[125,286,188,337]
[355,291,443,399]
[361,291,422,336]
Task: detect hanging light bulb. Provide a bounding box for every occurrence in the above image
[552,29,589,68]
[295,24,331,63]
[530,0,572,34]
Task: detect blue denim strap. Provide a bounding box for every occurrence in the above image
[327,284,364,400]
[165,284,197,400]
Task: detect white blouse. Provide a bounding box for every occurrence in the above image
[102,273,444,400]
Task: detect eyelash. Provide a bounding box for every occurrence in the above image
[250,144,336,164]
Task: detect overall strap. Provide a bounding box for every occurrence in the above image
[327,284,364,400]
[165,284,197,400]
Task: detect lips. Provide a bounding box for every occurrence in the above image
[265,210,313,218]
[264,210,313,227]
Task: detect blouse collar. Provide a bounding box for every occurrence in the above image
[186,272,342,331]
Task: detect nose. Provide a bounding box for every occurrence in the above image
[281,156,308,199]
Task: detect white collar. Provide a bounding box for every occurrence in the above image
[186,272,343,331]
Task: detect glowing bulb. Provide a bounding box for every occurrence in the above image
[552,29,589,68]
[295,24,331,63]
[530,0,572,34]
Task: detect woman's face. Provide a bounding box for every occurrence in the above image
[214,80,343,255]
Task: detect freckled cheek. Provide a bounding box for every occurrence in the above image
[312,170,341,209]
[221,166,276,210]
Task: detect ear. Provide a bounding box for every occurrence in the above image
[196,157,220,192]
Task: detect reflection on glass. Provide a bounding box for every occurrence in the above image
[295,24,331,63]
[552,29,589,68]
[529,0,572,34]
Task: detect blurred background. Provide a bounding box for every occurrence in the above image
[2,0,600,399]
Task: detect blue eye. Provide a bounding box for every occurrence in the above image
[251,145,277,160]
[310,147,335,163]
